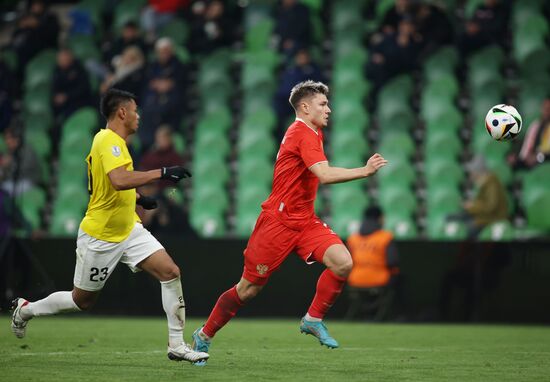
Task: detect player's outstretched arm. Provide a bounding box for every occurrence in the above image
[108,166,162,190]
[108,165,192,190]
[309,153,388,185]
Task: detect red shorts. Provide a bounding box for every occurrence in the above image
[242,212,343,285]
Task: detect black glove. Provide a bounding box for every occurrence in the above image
[161,166,192,182]
[136,195,158,210]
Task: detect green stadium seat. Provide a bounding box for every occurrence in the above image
[192,158,230,186]
[384,214,418,239]
[67,35,100,61]
[172,132,185,155]
[113,0,146,31]
[238,157,273,190]
[194,129,231,157]
[424,159,464,188]
[332,5,362,34]
[521,188,550,232]
[238,129,276,160]
[377,160,416,189]
[424,130,462,162]
[378,132,415,161]
[378,74,414,104]
[331,210,362,238]
[478,220,515,241]
[1,48,17,71]
[331,183,369,214]
[192,184,229,215]
[189,209,226,238]
[426,214,468,240]
[196,106,232,134]
[331,130,369,158]
[423,46,459,81]
[245,19,273,52]
[235,208,260,237]
[24,49,56,90]
[426,187,462,216]
[331,98,369,131]
[378,187,417,218]
[240,106,277,134]
[25,129,52,160]
[50,204,84,237]
[23,90,52,117]
[158,19,188,46]
[522,163,550,190]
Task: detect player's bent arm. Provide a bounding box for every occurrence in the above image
[108,165,161,190]
[309,153,388,185]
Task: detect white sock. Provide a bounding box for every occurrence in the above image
[21,291,81,320]
[305,313,322,322]
[161,277,186,348]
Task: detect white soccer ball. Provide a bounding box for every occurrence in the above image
[485,104,522,141]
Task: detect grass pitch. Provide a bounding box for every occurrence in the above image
[1,316,549,381]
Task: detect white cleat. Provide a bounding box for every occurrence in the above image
[11,298,30,339]
[167,342,209,364]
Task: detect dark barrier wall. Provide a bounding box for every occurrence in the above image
[2,237,550,323]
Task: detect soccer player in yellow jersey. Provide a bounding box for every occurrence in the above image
[10,89,209,364]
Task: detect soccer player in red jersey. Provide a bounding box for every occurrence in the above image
[192,80,388,363]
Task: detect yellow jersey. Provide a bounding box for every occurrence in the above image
[80,129,140,242]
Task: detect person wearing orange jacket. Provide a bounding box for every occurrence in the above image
[345,206,401,320]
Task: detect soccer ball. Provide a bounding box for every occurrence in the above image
[485,104,522,141]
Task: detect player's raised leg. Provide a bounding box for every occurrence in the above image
[300,244,352,348]
[191,277,264,365]
[137,249,209,363]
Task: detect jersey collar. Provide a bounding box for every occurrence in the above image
[295,118,319,135]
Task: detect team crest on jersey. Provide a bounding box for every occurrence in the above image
[112,145,121,157]
[256,264,269,275]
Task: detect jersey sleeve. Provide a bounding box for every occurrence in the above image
[98,136,132,174]
[299,131,327,168]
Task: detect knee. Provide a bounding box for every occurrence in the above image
[331,257,353,278]
[72,292,96,311]
[162,264,180,281]
[236,283,262,303]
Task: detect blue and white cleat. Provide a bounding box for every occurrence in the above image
[191,327,211,366]
[300,317,339,349]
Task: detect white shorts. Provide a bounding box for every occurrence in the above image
[73,223,164,292]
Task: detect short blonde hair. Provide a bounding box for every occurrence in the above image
[288,80,329,111]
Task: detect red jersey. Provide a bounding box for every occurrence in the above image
[261,119,327,230]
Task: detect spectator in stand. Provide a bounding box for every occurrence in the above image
[139,125,184,191]
[0,127,42,197]
[457,0,509,55]
[51,48,92,125]
[273,0,312,60]
[11,0,59,80]
[141,0,190,43]
[379,0,414,35]
[0,56,15,132]
[100,46,146,96]
[508,98,550,170]
[274,49,324,140]
[366,16,423,92]
[188,0,233,55]
[414,2,454,53]
[139,37,187,151]
[447,156,508,239]
[103,21,148,67]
